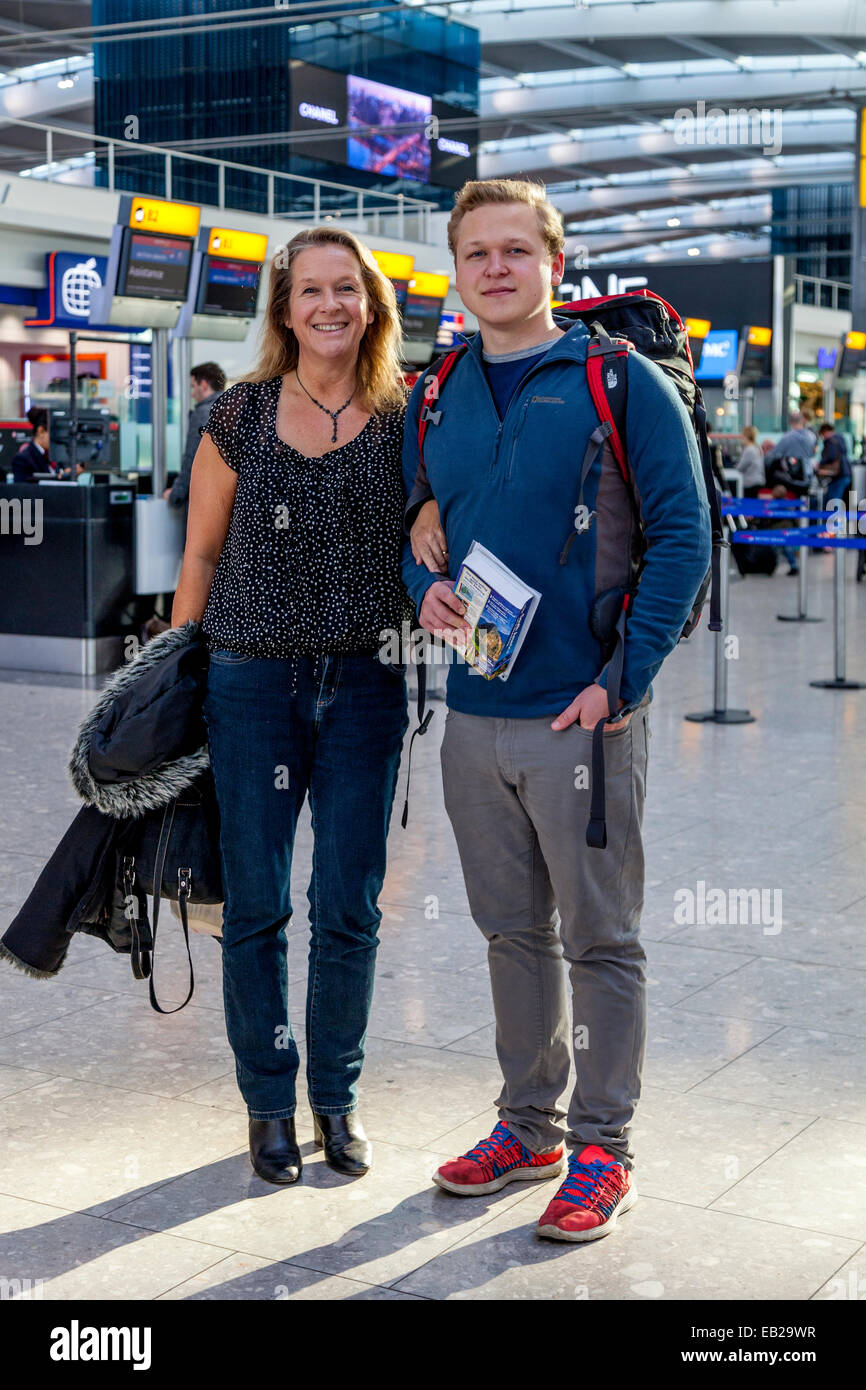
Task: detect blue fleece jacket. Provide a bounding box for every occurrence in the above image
[401,319,712,717]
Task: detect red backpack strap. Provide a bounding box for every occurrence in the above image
[417,346,466,465]
[585,328,632,481]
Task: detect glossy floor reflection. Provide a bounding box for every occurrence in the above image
[1,555,865,1300]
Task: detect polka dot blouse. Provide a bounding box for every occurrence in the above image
[199,375,411,657]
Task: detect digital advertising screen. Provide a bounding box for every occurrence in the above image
[429,101,478,189]
[198,256,261,317]
[347,75,432,183]
[289,61,348,166]
[287,62,477,189]
[119,229,192,301]
[694,329,739,380]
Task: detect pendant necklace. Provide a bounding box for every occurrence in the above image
[295,371,355,444]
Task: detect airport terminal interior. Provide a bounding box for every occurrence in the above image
[0,0,865,1314]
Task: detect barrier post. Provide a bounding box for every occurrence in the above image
[685,547,756,724]
[778,496,822,622]
[810,538,866,690]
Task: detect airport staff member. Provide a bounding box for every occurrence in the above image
[11,409,58,483]
[163,362,227,528]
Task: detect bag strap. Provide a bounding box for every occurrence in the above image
[401,350,466,828]
[585,328,632,482]
[147,800,196,1015]
[693,391,726,632]
[586,594,630,850]
[123,855,152,980]
[417,346,467,468]
[401,659,433,829]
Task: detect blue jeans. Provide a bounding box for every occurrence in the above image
[823,476,851,504]
[203,651,409,1120]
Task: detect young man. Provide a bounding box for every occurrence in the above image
[401,179,711,1242]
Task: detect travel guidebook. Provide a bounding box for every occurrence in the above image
[444,541,541,680]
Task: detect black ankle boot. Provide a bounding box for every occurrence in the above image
[312,1111,371,1176]
[249,1117,302,1185]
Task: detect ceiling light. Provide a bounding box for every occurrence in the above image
[57,76,75,89]
[666,217,680,227]
[687,247,701,256]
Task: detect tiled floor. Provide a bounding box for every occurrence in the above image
[1,554,865,1300]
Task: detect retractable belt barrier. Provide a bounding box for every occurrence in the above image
[722,496,822,623]
[686,502,866,721]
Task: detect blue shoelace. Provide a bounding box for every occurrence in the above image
[557,1154,623,1215]
[466,1122,528,1171]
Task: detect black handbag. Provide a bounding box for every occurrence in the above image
[116,770,223,1014]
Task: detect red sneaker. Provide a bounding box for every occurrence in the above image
[433,1121,564,1196]
[536,1145,637,1242]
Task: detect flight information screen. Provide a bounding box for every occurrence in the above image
[120,231,192,300]
[402,293,444,344]
[200,257,261,316]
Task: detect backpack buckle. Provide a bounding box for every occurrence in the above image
[178,867,192,897]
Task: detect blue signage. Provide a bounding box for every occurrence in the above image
[128,344,152,424]
[24,252,110,330]
[436,309,465,349]
[695,329,739,380]
[817,346,838,370]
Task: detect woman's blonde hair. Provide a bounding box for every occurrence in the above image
[243,226,406,413]
[742,424,758,442]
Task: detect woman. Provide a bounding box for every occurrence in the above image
[171,227,410,1185]
[735,424,765,499]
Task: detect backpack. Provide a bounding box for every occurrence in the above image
[413,290,725,848]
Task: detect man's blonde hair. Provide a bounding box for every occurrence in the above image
[447,179,565,261]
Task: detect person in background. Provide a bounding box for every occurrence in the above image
[815,422,851,504]
[764,411,817,488]
[11,409,56,483]
[735,424,765,498]
[163,362,227,529]
[800,404,819,449]
[764,412,816,577]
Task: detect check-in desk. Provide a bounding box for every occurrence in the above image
[0,482,136,674]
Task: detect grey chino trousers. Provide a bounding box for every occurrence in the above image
[440,697,651,1169]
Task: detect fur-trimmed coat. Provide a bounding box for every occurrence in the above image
[0,622,211,978]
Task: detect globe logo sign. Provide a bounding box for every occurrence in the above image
[60,257,102,318]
